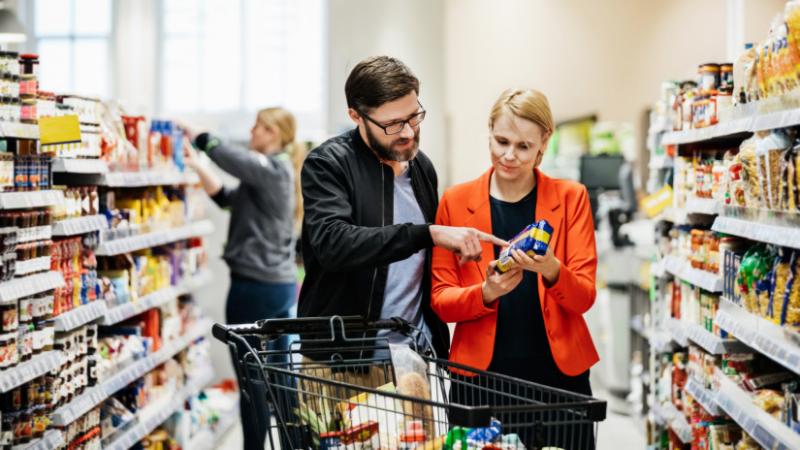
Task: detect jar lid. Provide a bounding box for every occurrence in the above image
[19,54,39,60]
[699,63,720,70]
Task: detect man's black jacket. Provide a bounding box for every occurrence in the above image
[298,128,450,359]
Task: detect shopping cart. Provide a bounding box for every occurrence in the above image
[213,316,606,450]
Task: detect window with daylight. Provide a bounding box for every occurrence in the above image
[159,0,325,131]
[29,0,113,98]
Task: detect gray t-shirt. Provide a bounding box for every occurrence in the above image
[377,167,431,349]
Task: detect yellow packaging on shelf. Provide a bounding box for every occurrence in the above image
[641,184,674,218]
[39,115,81,146]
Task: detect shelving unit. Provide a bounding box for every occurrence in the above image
[0,271,65,303]
[713,215,800,250]
[715,367,800,450]
[652,402,692,444]
[0,190,64,210]
[0,351,62,393]
[50,318,213,426]
[186,412,239,450]
[96,219,214,256]
[101,170,200,188]
[663,255,723,293]
[53,300,108,332]
[102,270,213,326]
[11,429,65,450]
[104,369,214,450]
[52,158,109,174]
[684,377,721,416]
[52,214,108,236]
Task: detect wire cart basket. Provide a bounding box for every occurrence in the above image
[213,316,606,450]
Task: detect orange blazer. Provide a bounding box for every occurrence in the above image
[431,168,599,376]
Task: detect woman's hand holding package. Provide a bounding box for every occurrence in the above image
[510,245,561,284]
[482,261,524,304]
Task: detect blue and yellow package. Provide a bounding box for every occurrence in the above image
[495,219,553,273]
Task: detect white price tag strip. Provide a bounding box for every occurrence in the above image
[101,171,199,188]
[14,257,54,277]
[0,351,62,393]
[16,226,52,244]
[685,323,750,355]
[52,215,108,237]
[54,301,107,332]
[0,190,65,210]
[51,158,109,174]
[713,216,800,250]
[96,220,214,256]
[11,429,64,450]
[0,271,65,304]
[662,256,723,293]
[685,377,721,416]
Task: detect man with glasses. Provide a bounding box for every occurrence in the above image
[299,56,506,359]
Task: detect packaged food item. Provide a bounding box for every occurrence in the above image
[495,220,553,273]
[756,131,791,210]
[753,389,783,417]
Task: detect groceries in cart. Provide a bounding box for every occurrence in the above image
[495,219,553,273]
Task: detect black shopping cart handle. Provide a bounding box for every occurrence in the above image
[212,315,412,343]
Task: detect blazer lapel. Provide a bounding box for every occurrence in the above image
[464,170,494,281]
[534,169,564,307]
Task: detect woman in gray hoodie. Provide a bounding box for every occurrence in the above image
[183,107,304,450]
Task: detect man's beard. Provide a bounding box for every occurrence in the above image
[365,126,420,162]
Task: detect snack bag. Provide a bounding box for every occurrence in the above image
[495,220,553,273]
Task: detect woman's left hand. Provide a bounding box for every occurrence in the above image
[510,245,561,284]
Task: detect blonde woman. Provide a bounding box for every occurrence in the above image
[183,107,305,450]
[431,89,599,449]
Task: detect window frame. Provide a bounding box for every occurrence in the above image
[23,0,117,99]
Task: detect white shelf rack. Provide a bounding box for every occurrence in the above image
[14,257,53,277]
[663,255,723,293]
[96,220,214,256]
[652,402,692,444]
[665,317,689,347]
[51,318,213,426]
[54,300,107,332]
[11,429,64,450]
[684,377,721,416]
[0,351,62,393]
[101,170,200,188]
[0,122,39,139]
[0,271,65,304]
[716,297,800,376]
[102,270,213,326]
[16,226,52,244]
[186,411,239,450]
[51,158,109,174]
[52,214,108,236]
[0,190,64,210]
[712,215,800,250]
[684,322,750,355]
[715,367,800,450]
[104,369,214,450]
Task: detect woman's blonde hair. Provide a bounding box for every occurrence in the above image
[488,88,554,138]
[257,107,306,236]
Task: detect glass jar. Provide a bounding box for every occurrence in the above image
[0,302,16,332]
[18,54,38,77]
[20,97,36,124]
[699,63,720,94]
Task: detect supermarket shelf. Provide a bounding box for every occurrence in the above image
[186,411,239,450]
[0,271,65,304]
[713,215,800,250]
[14,257,53,277]
[52,214,108,236]
[96,220,214,256]
[684,197,722,216]
[101,170,199,187]
[716,297,800,376]
[661,117,752,146]
[51,318,213,426]
[663,255,723,293]
[665,317,689,347]
[684,322,750,355]
[0,351,62,393]
[11,429,64,450]
[684,377,722,416]
[16,225,52,244]
[652,402,692,444]
[102,270,213,325]
[104,368,215,450]
[54,300,107,332]
[631,315,650,341]
[52,158,109,174]
[715,367,800,450]
[0,190,64,210]
[0,122,39,139]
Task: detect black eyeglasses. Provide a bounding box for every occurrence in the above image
[360,103,426,135]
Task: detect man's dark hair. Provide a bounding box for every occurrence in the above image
[345,56,419,112]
